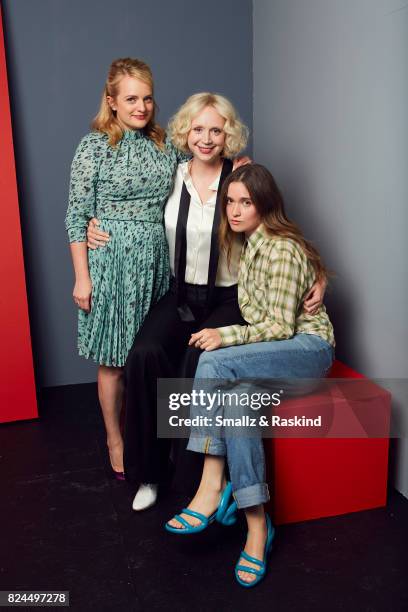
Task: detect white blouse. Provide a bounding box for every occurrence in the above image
[164,162,241,286]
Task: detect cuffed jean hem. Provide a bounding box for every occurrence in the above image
[233,483,270,509]
[187,436,226,456]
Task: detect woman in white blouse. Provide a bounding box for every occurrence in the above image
[87,93,326,510]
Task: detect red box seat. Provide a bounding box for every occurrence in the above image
[265,360,391,524]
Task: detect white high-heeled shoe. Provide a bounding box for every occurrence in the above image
[132,483,158,511]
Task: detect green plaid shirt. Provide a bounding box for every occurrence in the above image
[218,226,335,347]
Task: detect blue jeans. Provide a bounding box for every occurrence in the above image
[187,333,334,509]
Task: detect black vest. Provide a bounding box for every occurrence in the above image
[174,158,233,321]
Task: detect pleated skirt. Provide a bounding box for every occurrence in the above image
[78,219,170,366]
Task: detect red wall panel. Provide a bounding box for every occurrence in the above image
[0,5,38,422]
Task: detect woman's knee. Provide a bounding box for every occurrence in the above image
[196,350,228,378]
[125,340,166,378]
[98,364,124,381]
[181,345,202,378]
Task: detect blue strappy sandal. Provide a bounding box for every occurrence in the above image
[165,482,237,534]
[235,513,275,588]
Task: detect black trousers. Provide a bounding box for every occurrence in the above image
[123,282,245,492]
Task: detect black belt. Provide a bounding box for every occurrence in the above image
[170,277,237,308]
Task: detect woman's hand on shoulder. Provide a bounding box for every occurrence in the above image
[73,277,92,313]
[303,277,327,315]
[87,218,110,249]
[232,156,252,171]
[189,328,222,351]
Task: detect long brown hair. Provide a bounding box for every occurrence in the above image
[219,164,328,281]
[91,57,166,149]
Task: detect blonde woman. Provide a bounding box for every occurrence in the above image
[65,58,186,479]
[88,92,248,506]
[87,94,327,510]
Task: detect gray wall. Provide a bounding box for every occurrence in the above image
[4,0,407,494]
[2,0,253,387]
[253,0,408,497]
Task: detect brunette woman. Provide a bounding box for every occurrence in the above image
[166,164,335,588]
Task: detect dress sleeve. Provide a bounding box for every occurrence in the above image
[218,246,303,346]
[165,135,190,164]
[65,134,99,243]
[175,148,190,164]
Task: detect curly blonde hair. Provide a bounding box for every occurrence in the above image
[168,92,248,158]
[91,57,166,149]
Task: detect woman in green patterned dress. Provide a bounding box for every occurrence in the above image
[65,58,184,477]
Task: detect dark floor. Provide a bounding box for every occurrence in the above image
[0,384,407,612]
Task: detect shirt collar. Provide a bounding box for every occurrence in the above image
[121,128,144,141]
[180,161,221,192]
[246,224,267,254]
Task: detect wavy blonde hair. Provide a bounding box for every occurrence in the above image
[168,92,248,158]
[91,57,166,149]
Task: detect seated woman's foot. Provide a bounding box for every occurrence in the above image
[108,439,124,474]
[237,518,268,584]
[167,481,226,529]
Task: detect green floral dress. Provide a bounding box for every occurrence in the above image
[65,129,183,366]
